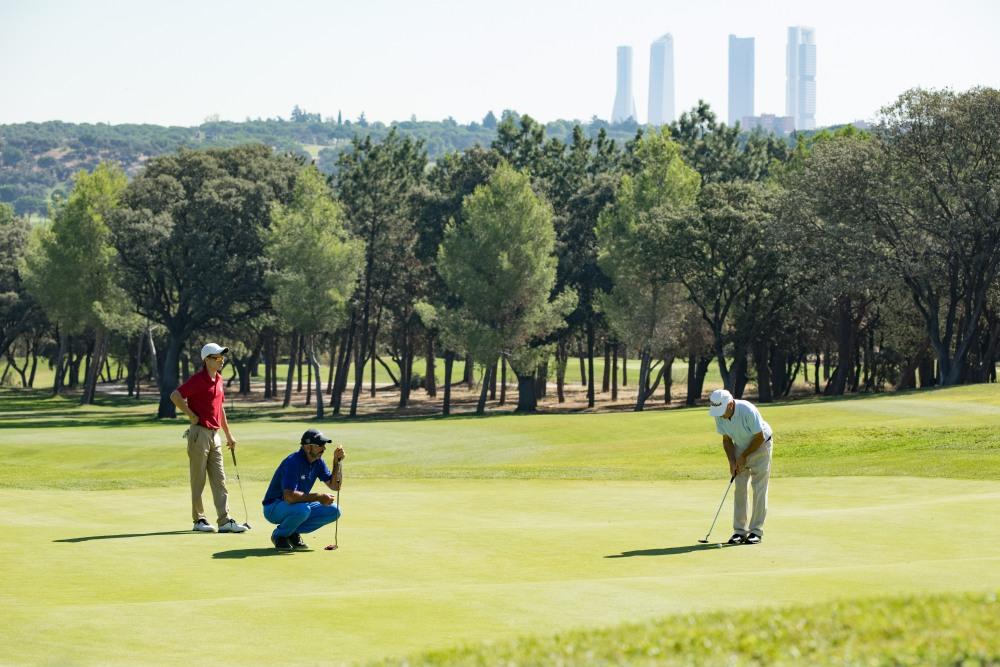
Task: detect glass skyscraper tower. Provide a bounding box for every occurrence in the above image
[786,26,817,130]
[647,34,675,126]
[727,35,755,126]
[612,45,638,123]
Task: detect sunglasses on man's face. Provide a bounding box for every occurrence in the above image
[207,355,226,363]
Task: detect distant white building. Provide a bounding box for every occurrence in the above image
[728,35,755,127]
[612,46,638,123]
[647,34,675,126]
[741,114,796,136]
[786,26,817,130]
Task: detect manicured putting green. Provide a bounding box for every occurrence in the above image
[2,476,998,665]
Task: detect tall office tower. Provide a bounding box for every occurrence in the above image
[728,35,755,126]
[786,26,816,130]
[611,45,638,123]
[647,34,675,126]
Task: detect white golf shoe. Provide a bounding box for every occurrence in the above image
[193,518,216,532]
[218,519,248,533]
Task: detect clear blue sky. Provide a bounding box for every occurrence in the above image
[1,0,997,128]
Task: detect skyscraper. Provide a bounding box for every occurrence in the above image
[611,46,638,124]
[786,26,816,130]
[727,35,754,127]
[648,34,675,126]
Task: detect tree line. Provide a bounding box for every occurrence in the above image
[1,87,998,418]
[0,109,650,217]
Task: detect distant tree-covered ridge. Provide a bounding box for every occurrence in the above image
[0,107,807,217]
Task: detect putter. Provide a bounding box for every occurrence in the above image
[325,462,342,551]
[697,475,735,544]
[229,449,252,530]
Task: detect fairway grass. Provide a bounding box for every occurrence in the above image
[2,477,999,665]
[2,384,1000,664]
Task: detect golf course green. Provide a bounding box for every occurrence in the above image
[2,384,999,665]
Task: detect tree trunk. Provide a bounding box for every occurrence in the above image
[586,321,596,408]
[443,350,454,416]
[611,343,619,401]
[370,336,377,397]
[477,358,495,414]
[305,345,313,406]
[621,345,627,386]
[730,345,749,398]
[535,362,547,399]
[499,356,507,406]
[686,354,712,406]
[826,300,854,396]
[283,332,299,408]
[556,340,567,403]
[68,340,83,388]
[633,352,666,412]
[662,355,674,404]
[334,317,356,415]
[578,344,586,386]
[53,329,67,396]
[81,327,108,405]
[754,341,773,403]
[263,336,272,400]
[602,341,611,393]
[309,335,325,419]
[27,338,39,388]
[326,334,343,394]
[297,334,304,392]
[515,368,537,413]
[425,337,437,397]
[157,334,183,418]
[489,359,498,400]
[464,353,474,390]
[399,330,412,409]
[769,346,788,400]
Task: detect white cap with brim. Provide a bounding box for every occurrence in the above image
[708,388,734,417]
[200,343,229,360]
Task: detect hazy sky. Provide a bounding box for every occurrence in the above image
[2,0,997,128]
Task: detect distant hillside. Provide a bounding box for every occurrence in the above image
[0,112,647,217]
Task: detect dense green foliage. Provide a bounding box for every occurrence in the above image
[3,89,999,420]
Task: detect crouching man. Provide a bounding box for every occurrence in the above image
[262,428,345,551]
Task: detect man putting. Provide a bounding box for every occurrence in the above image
[170,342,247,534]
[262,428,345,551]
[708,388,773,545]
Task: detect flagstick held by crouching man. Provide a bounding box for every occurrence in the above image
[261,428,345,551]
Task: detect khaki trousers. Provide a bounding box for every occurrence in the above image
[733,438,772,537]
[187,424,231,525]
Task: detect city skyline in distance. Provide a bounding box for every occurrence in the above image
[1,0,997,128]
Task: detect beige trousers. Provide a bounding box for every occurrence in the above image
[733,438,772,537]
[187,424,231,525]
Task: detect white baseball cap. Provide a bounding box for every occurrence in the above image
[200,343,229,360]
[708,388,734,417]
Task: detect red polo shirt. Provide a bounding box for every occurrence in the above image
[177,367,224,429]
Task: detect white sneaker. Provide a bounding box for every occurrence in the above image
[218,519,248,533]
[193,518,216,533]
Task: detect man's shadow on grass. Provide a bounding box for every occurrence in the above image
[55,530,194,543]
[606,543,737,558]
[213,548,293,559]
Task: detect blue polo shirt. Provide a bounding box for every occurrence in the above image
[262,449,333,506]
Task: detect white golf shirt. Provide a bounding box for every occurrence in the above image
[715,399,773,453]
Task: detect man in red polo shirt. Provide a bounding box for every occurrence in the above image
[170,342,247,533]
